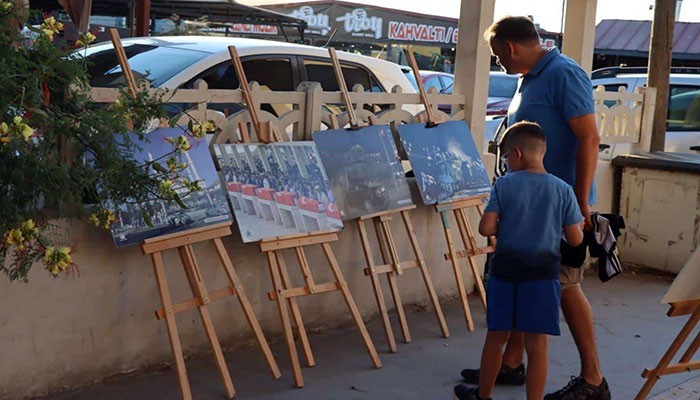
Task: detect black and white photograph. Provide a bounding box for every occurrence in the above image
[398,120,491,205]
[312,125,414,220]
[108,127,232,248]
[214,142,343,243]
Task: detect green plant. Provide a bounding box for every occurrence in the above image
[0,4,213,282]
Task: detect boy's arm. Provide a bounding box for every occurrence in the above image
[563,222,584,247]
[479,211,498,237]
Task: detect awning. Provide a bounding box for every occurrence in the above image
[596,19,700,61]
[29,0,307,33]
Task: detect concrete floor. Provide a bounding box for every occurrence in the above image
[42,271,700,400]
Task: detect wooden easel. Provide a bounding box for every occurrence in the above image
[108,31,281,399]
[142,223,282,400]
[226,46,382,388]
[635,299,700,399]
[406,49,492,332]
[327,48,449,353]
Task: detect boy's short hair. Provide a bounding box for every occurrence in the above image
[500,121,547,154]
[483,16,541,45]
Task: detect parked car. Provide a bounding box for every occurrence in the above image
[591,66,700,156]
[81,36,419,117]
[403,69,518,116]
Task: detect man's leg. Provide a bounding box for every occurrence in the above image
[502,331,525,368]
[561,284,602,385]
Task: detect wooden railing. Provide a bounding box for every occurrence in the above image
[593,85,657,154]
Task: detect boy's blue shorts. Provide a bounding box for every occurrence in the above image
[486,276,561,336]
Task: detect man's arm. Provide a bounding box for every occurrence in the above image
[479,211,498,237]
[568,113,599,228]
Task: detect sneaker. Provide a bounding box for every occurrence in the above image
[460,363,526,385]
[544,376,612,400]
[453,384,492,400]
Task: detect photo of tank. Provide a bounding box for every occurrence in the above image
[398,120,491,205]
[313,125,414,220]
[214,142,342,243]
[107,127,232,247]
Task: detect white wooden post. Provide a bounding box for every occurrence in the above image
[562,0,598,75]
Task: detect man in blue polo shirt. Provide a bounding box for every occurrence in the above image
[457,16,610,400]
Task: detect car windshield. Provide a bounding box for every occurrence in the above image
[488,75,518,98]
[80,44,210,88]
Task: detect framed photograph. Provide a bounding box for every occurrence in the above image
[214,142,342,243]
[313,125,414,220]
[108,127,232,247]
[398,120,491,205]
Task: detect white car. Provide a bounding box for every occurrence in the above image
[591,66,700,156]
[81,36,419,116]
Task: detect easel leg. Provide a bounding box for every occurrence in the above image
[267,251,304,388]
[321,242,382,368]
[179,246,235,399]
[401,211,450,338]
[635,307,700,400]
[276,253,316,367]
[151,252,193,400]
[358,219,397,353]
[213,238,281,379]
[456,208,487,311]
[374,218,411,343]
[439,211,475,332]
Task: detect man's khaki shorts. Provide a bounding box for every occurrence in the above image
[560,264,585,290]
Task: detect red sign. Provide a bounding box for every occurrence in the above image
[274,191,296,206]
[229,24,279,35]
[241,184,258,196]
[227,182,243,192]
[299,196,321,213]
[256,188,276,201]
[388,21,458,44]
[326,203,341,220]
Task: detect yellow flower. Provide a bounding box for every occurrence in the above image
[190,123,205,139]
[75,32,96,47]
[174,135,190,151]
[43,246,73,276]
[204,120,217,132]
[0,1,14,13]
[166,157,178,172]
[20,124,34,141]
[5,229,25,249]
[21,219,38,239]
[12,116,22,125]
[0,122,8,135]
[88,213,100,227]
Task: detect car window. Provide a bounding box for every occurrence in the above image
[303,58,383,92]
[84,44,209,88]
[439,75,454,93]
[404,71,418,91]
[488,75,518,98]
[186,57,295,91]
[667,85,700,131]
[424,76,441,93]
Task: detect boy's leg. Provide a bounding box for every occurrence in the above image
[478,331,511,398]
[524,333,548,400]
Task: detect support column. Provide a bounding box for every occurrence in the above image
[562,0,598,75]
[136,0,151,36]
[647,0,676,152]
[453,0,495,154]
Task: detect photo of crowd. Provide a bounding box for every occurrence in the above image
[214,142,342,243]
[313,125,414,220]
[399,120,491,205]
[108,127,232,247]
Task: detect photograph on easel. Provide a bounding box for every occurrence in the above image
[214,142,343,242]
[312,125,414,220]
[398,120,491,205]
[107,127,232,247]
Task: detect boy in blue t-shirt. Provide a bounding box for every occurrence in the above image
[454,121,584,400]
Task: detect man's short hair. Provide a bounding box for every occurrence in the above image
[484,16,541,45]
[500,121,547,154]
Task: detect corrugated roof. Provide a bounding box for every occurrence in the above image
[596,19,700,60]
